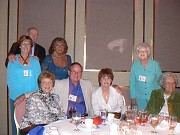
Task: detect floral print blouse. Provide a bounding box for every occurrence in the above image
[20,90,66,129]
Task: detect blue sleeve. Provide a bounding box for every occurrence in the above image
[7,62,17,91]
[41,55,51,71]
[34,60,41,83]
[155,61,162,88]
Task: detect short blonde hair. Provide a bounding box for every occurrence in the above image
[38,71,55,88]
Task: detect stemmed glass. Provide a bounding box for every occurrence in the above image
[125,108,134,129]
[72,112,81,131]
[100,109,107,125]
[168,116,177,135]
[149,114,159,133]
[69,106,76,118]
[139,110,148,126]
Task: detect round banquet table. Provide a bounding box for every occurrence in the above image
[44,119,180,135]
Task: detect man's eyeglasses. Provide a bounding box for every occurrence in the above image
[70,70,82,75]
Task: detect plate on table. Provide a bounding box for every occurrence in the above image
[79,124,97,131]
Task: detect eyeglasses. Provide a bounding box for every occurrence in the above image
[41,81,53,85]
[166,82,176,86]
[138,50,148,54]
[70,70,82,75]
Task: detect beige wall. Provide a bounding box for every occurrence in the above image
[0,1,9,135]
[0,0,179,134]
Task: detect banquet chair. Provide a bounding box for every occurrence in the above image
[121,86,130,105]
[122,95,126,106]
[14,100,26,135]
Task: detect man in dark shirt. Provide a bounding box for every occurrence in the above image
[5,27,46,67]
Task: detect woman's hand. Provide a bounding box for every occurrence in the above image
[8,54,16,63]
[14,94,25,106]
[131,98,137,106]
[115,87,123,95]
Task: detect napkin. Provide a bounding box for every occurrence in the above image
[156,120,169,130]
[174,123,180,134]
[92,116,102,125]
[29,126,45,135]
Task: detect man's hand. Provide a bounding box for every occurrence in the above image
[14,94,25,106]
[33,56,39,61]
[114,86,123,95]
[8,54,16,63]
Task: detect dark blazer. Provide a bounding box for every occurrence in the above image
[5,42,46,67]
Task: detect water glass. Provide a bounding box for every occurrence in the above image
[168,116,177,135]
[149,114,159,133]
[100,109,107,125]
[72,112,81,131]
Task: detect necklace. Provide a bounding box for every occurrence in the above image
[20,54,29,66]
[53,54,66,67]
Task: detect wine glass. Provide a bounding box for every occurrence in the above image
[139,110,148,126]
[168,116,177,135]
[72,112,81,131]
[125,108,134,129]
[149,114,159,133]
[100,109,107,125]
[69,106,76,118]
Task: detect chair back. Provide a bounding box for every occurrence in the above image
[121,86,130,105]
[14,100,26,132]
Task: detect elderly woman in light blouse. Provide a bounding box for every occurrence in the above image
[129,42,162,110]
[92,68,125,116]
[146,72,180,122]
[20,71,66,134]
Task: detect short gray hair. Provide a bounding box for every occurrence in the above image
[158,72,178,88]
[135,42,151,57]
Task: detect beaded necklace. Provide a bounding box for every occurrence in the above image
[20,54,29,66]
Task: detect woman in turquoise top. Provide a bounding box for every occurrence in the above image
[7,35,41,135]
[129,42,162,110]
[41,37,72,80]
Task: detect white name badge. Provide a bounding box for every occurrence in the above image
[24,70,29,76]
[68,94,77,102]
[138,75,146,82]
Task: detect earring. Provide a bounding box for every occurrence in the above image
[53,51,57,57]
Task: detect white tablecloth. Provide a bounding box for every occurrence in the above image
[44,119,180,135]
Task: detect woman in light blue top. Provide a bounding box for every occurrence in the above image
[41,37,72,80]
[7,35,41,135]
[129,42,162,110]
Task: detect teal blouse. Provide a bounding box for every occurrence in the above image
[129,59,162,110]
[7,55,41,100]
